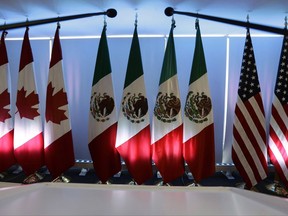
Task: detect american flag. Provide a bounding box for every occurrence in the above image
[268,33,288,188]
[232,29,268,189]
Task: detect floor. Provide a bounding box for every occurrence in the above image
[0,165,287,198]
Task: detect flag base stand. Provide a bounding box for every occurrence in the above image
[187,180,201,187]
[23,172,44,184]
[128,180,137,185]
[52,175,71,183]
[78,168,89,176]
[222,171,235,180]
[0,172,7,179]
[12,165,23,174]
[113,171,121,178]
[235,182,259,193]
[265,181,288,198]
[156,181,171,186]
[96,180,112,185]
[156,171,162,179]
[186,171,193,180]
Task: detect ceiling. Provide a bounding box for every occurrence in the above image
[1,0,288,38]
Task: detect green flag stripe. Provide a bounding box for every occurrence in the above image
[159,26,177,85]
[124,25,144,88]
[92,25,112,85]
[190,24,207,85]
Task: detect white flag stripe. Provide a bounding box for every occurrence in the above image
[14,113,42,149]
[190,72,209,93]
[269,136,288,179]
[14,62,42,149]
[272,96,288,128]
[48,62,66,93]
[270,114,288,155]
[116,75,149,147]
[183,73,213,141]
[233,138,257,186]
[234,115,267,179]
[0,63,8,92]
[44,61,71,148]
[17,64,37,92]
[183,113,213,142]
[88,73,117,141]
[44,118,70,148]
[152,75,182,143]
[0,63,12,137]
[237,96,267,157]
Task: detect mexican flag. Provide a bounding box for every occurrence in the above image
[151,22,185,184]
[14,27,44,176]
[0,31,16,173]
[116,24,153,185]
[44,26,75,179]
[88,24,121,183]
[183,21,215,183]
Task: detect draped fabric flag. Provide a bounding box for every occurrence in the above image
[0,31,16,173]
[268,32,288,188]
[88,24,121,183]
[232,28,268,189]
[152,21,185,184]
[183,21,215,183]
[44,25,75,179]
[116,24,153,185]
[14,27,44,176]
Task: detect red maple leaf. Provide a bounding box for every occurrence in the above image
[0,89,11,122]
[16,88,40,120]
[45,82,68,124]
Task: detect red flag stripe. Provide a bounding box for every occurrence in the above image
[271,100,288,138]
[14,133,44,176]
[233,94,268,185]
[269,98,288,186]
[270,109,288,164]
[269,135,288,174]
[0,32,8,65]
[116,125,153,185]
[89,123,121,183]
[44,131,75,179]
[235,95,267,159]
[268,142,288,187]
[233,125,262,182]
[19,29,33,71]
[232,147,256,187]
[0,130,15,172]
[183,124,215,182]
[269,126,288,168]
[152,125,185,183]
[49,26,62,68]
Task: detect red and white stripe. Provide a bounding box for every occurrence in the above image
[232,93,267,188]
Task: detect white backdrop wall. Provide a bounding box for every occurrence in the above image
[4,31,283,164]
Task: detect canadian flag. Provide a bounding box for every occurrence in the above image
[14,27,44,176]
[0,31,16,173]
[44,25,75,179]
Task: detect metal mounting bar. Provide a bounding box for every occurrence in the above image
[165,7,286,35]
[0,8,117,31]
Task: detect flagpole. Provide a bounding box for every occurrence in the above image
[0,8,117,31]
[165,7,286,35]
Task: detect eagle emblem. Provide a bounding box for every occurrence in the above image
[153,92,181,123]
[90,92,115,122]
[122,92,148,123]
[184,91,212,123]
